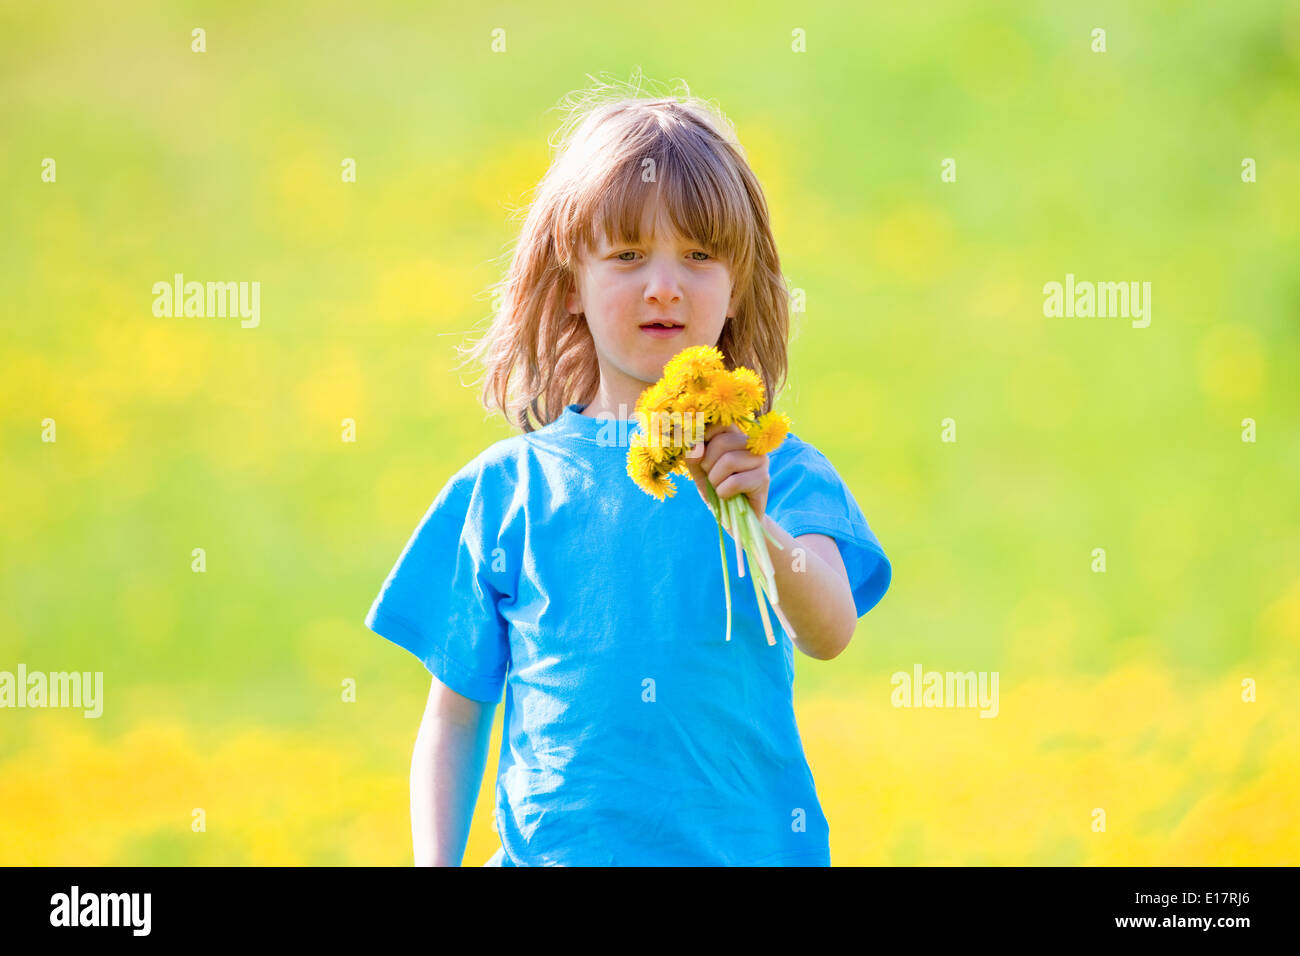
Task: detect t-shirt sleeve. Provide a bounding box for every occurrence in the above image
[766,438,892,619]
[363,460,512,703]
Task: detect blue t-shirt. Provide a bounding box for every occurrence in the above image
[364,402,891,866]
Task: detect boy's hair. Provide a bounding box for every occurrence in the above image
[461,73,791,434]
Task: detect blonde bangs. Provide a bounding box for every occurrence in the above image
[563,130,757,290]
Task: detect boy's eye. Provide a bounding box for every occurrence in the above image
[613,250,713,262]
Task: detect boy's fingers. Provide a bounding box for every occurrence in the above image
[693,427,747,471]
[706,449,764,491]
[705,423,744,442]
[685,426,750,508]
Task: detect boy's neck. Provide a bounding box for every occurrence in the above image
[580,387,646,421]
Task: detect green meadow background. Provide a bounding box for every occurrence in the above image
[2,0,1298,865]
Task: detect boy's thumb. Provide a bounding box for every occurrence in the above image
[683,442,709,496]
[685,442,706,482]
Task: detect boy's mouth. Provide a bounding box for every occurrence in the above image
[639,319,684,338]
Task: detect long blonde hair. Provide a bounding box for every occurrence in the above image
[460,75,791,434]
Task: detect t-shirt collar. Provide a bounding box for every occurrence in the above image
[540,403,651,449]
[555,403,643,434]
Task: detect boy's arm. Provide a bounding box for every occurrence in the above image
[411,673,497,866]
[760,519,858,662]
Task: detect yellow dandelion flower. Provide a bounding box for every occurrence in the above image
[672,393,710,445]
[663,345,725,394]
[674,390,705,414]
[627,443,656,486]
[729,366,765,417]
[744,411,791,456]
[700,369,751,426]
[631,426,671,465]
[643,468,678,500]
[627,444,677,500]
[634,380,674,420]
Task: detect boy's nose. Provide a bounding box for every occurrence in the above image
[644,265,683,304]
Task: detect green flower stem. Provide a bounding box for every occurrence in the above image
[748,547,776,645]
[704,482,733,643]
[724,495,745,578]
[742,504,778,605]
[706,481,789,648]
[739,502,771,577]
[725,494,773,596]
[723,491,780,646]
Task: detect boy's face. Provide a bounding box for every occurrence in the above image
[565,203,738,411]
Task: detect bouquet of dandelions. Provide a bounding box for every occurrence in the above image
[625,345,794,647]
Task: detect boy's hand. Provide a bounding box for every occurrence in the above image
[683,422,769,525]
